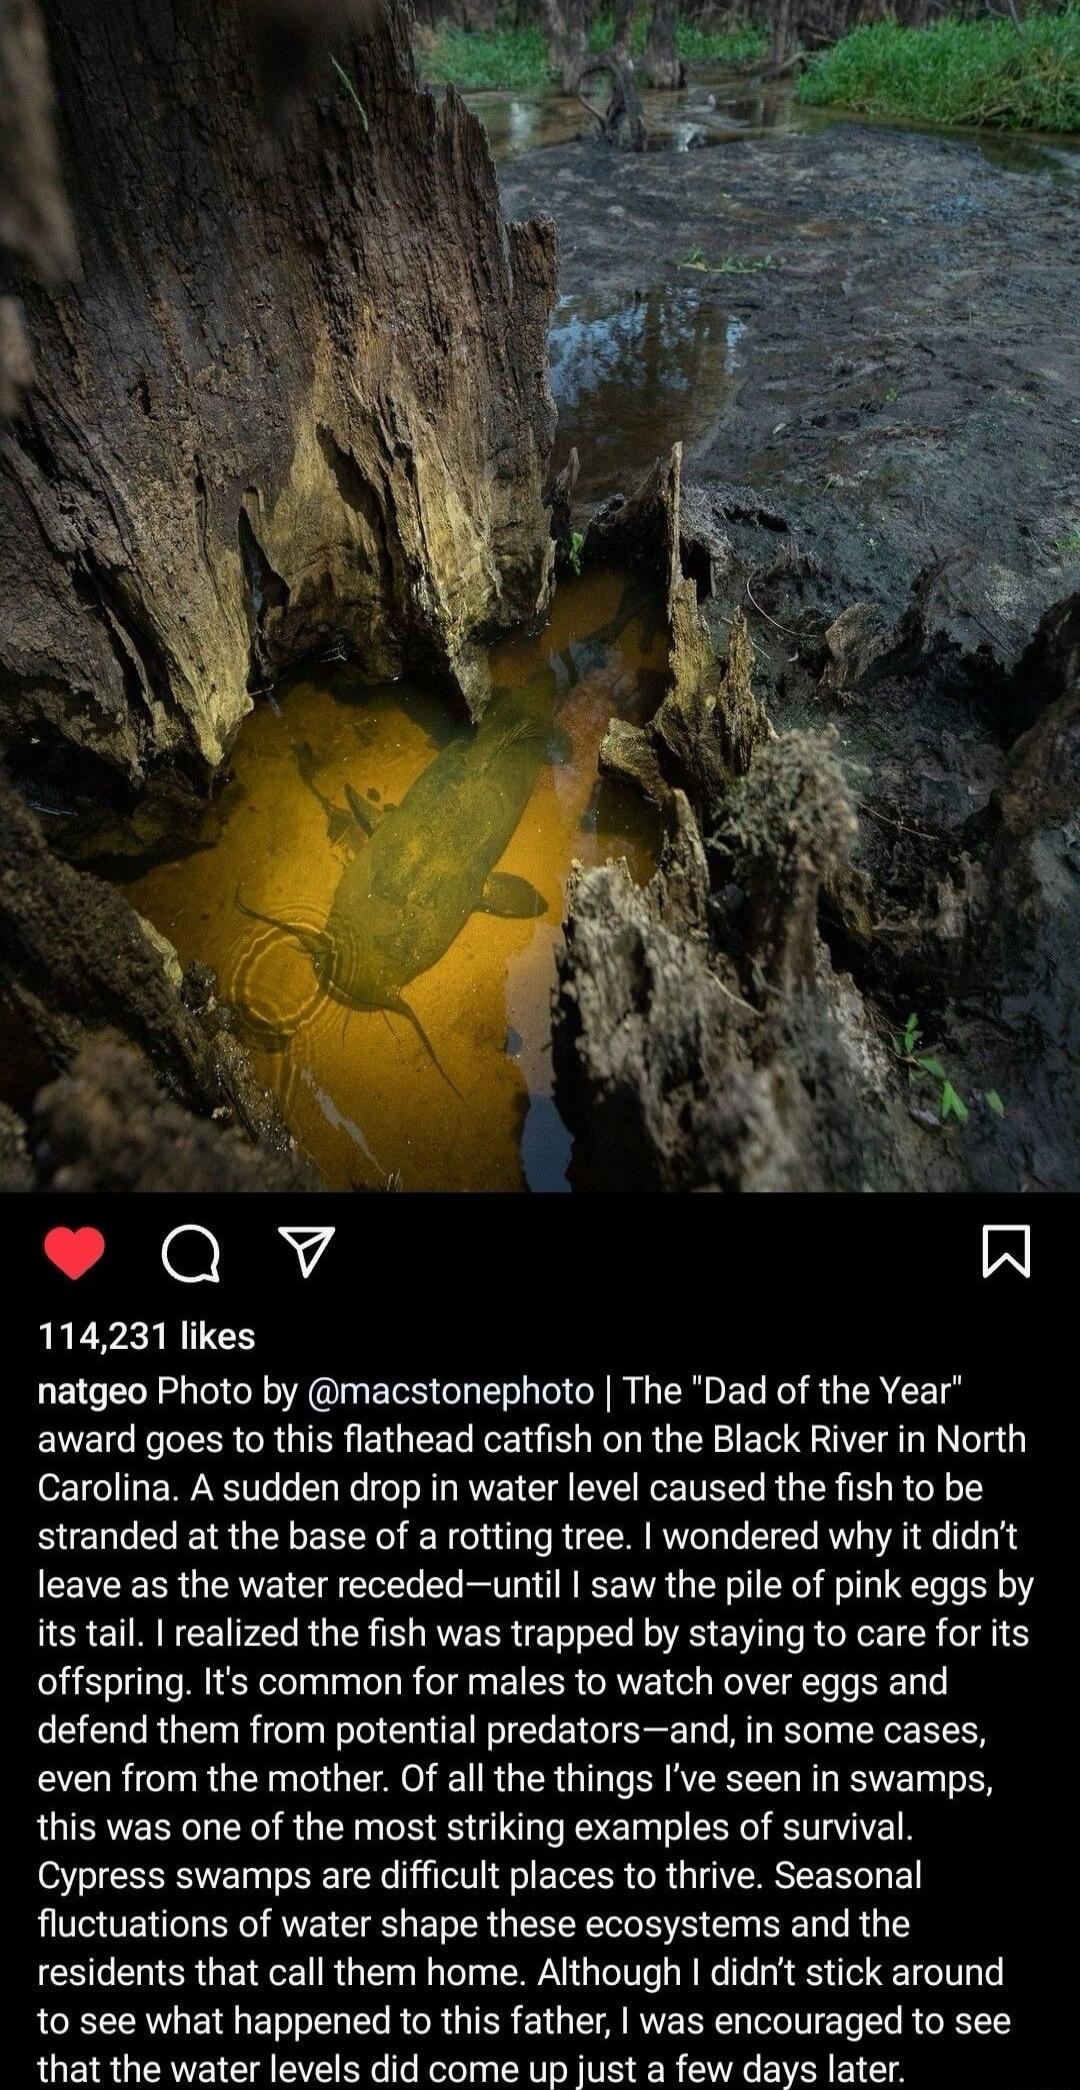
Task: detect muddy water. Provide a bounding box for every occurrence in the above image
[122,570,664,1193]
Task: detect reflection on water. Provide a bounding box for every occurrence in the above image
[120,570,665,1193]
[469,73,1079,177]
[467,74,781,159]
[549,286,743,503]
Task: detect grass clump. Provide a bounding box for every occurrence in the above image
[588,12,767,63]
[797,7,1080,132]
[422,13,767,93]
[423,25,552,92]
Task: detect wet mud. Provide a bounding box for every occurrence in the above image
[499,116,1079,1191]
[501,118,1079,654]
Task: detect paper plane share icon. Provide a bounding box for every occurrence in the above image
[278,1226,336,1279]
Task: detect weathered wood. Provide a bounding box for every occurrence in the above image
[573,49,648,150]
[611,0,633,56]
[0,771,298,1157]
[0,0,558,795]
[0,0,76,417]
[588,445,770,813]
[542,0,588,91]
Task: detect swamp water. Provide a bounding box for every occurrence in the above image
[549,285,747,505]
[470,73,1080,178]
[122,570,664,1193]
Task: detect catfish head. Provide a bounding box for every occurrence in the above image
[234,892,460,1095]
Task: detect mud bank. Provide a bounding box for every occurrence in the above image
[496,113,1080,1191]
[557,450,1078,1191]
[501,121,1079,652]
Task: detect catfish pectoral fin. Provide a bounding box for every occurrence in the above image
[344,781,380,835]
[385,992,463,1101]
[327,807,356,846]
[478,871,548,919]
[235,889,329,958]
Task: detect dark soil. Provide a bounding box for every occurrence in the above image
[503,121,1079,1190]
[501,123,1079,652]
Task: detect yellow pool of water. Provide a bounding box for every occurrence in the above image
[124,568,665,1191]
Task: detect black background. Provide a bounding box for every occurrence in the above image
[11,1192,1076,2090]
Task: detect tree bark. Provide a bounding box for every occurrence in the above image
[0,0,76,418]
[611,0,633,58]
[768,0,795,71]
[542,0,588,92]
[0,0,558,802]
[643,0,686,90]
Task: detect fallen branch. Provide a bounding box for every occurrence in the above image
[760,47,806,80]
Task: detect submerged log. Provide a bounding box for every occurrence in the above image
[0,0,558,796]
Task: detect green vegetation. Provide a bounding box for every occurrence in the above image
[330,55,369,132]
[797,8,1080,133]
[423,25,551,92]
[891,1013,1005,1128]
[679,243,777,272]
[588,11,767,64]
[422,14,767,93]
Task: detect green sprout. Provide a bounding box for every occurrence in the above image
[331,55,369,133]
[891,1013,1004,1129]
[679,247,777,276]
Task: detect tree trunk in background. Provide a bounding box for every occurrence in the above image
[0,0,558,810]
[543,0,588,91]
[612,0,633,59]
[644,0,686,90]
[0,0,75,418]
[769,0,794,69]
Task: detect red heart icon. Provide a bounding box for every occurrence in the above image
[44,1226,106,1280]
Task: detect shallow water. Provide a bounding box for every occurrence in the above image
[121,570,664,1193]
[549,285,747,505]
[467,72,1079,176]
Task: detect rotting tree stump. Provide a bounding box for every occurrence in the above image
[0,0,559,801]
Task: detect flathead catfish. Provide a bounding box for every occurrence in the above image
[237,674,564,1089]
